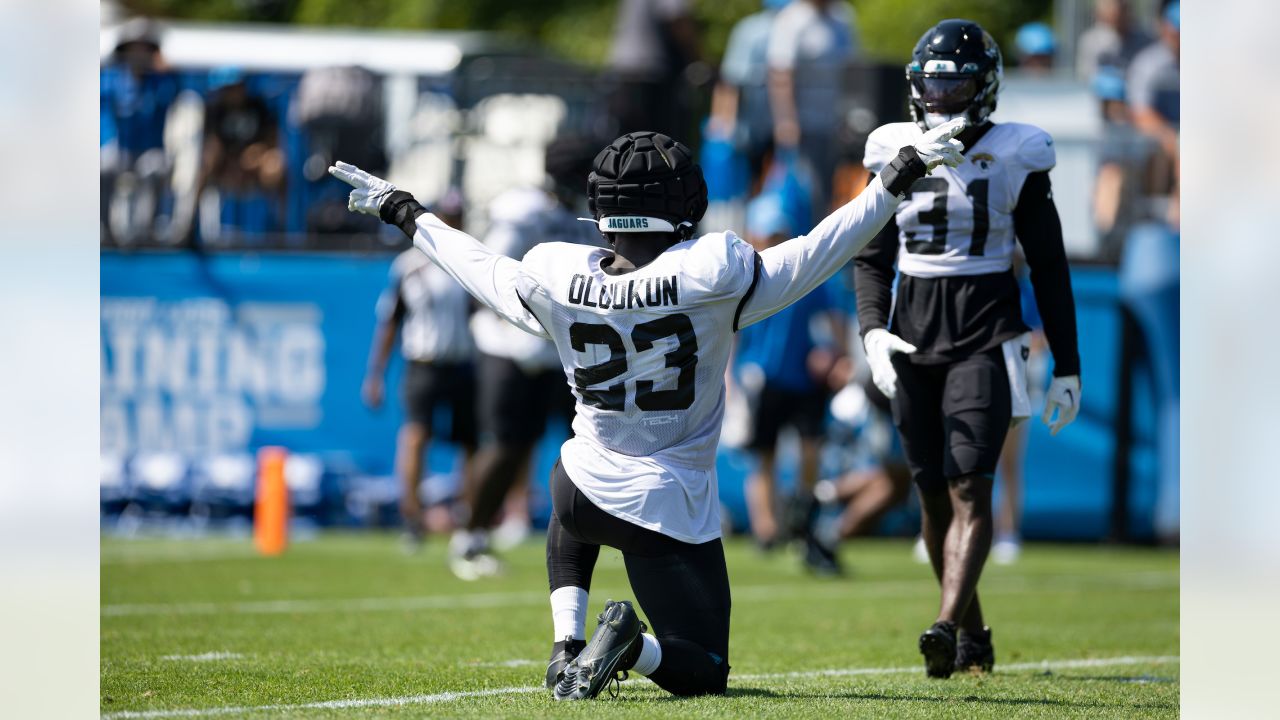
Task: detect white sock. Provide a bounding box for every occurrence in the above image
[630,633,662,676]
[549,586,588,641]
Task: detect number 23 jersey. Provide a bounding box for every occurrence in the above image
[863,121,1055,278]
[518,233,758,543]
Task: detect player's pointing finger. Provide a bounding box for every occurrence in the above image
[328,164,357,186]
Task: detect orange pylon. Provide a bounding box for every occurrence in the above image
[254,447,289,556]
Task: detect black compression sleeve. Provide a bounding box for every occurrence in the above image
[1014,171,1081,378]
[379,190,428,239]
[853,173,900,337]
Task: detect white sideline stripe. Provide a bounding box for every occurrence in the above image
[160,652,244,662]
[102,572,1176,618]
[466,659,537,668]
[101,686,543,719]
[733,654,1182,681]
[100,654,1178,719]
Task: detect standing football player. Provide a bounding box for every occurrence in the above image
[330,120,965,698]
[854,19,1081,678]
[362,194,476,550]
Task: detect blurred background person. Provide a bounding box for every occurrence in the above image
[992,261,1052,565]
[734,192,847,574]
[1091,66,1153,260]
[814,379,912,547]
[1127,0,1179,228]
[1014,22,1056,74]
[451,135,603,580]
[100,17,176,246]
[766,0,857,215]
[295,65,389,235]
[197,66,286,241]
[1076,0,1152,81]
[1122,1,1179,544]
[607,0,705,139]
[362,191,477,552]
[708,0,788,190]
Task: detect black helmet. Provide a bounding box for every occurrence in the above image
[587,131,707,240]
[906,19,1003,132]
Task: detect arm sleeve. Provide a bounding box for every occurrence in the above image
[852,174,900,337]
[1014,170,1080,378]
[406,211,549,339]
[737,175,900,328]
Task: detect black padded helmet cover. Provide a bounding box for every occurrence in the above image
[587,131,708,235]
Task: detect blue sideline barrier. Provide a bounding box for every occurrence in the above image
[101,252,1161,540]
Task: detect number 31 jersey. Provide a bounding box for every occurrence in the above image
[863,121,1055,278]
[518,232,758,543]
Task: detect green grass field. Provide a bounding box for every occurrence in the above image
[101,534,1179,718]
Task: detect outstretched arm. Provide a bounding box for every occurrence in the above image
[737,118,967,329]
[329,162,548,339]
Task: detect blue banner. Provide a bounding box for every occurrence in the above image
[101,252,401,474]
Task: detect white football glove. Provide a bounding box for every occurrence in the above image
[863,328,917,400]
[914,117,967,171]
[1042,375,1081,436]
[328,161,398,216]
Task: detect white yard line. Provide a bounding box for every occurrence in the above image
[159,652,244,662]
[465,659,538,668]
[102,572,1176,618]
[100,654,1179,719]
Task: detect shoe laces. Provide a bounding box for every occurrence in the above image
[606,670,628,698]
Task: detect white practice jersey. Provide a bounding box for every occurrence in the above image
[864,121,1055,278]
[377,249,474,363]
[407,175,902,543]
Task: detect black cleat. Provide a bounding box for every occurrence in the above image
[785,493,818,542]
[545,636,587,689]
[553,600,646,701]
[801,534,843,576]
[918,621,958,678]
[955,626,995,674]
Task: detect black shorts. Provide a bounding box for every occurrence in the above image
[747,382,829,451]
[477,353,573,445]
[890,347,1011,493]
[402,360,477,447]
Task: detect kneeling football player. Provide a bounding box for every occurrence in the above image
[854,19,1082,678]
[330,118,965,698]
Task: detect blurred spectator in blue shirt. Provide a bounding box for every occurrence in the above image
[101,20,174,162]
[766,0,857,215]
[735,192,848,571]
[100,18,177,245]
[709,0,789,184]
